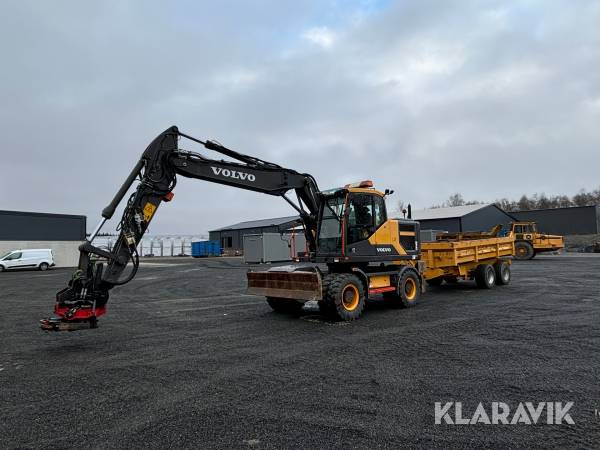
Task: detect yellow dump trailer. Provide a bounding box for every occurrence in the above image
[421,235,515,288]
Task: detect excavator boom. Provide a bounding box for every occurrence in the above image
[41,126,321,331]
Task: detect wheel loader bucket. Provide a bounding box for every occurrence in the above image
[247,269,322,301]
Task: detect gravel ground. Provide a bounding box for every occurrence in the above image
[1,255,599,449]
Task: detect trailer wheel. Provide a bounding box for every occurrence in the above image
[320,273,365,321]
[474,264,495,289]
[386,270,420,308]
[514,241,534,260]
[266,297,304,314]
[494,261,511,285]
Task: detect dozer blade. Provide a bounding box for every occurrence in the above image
[247,269,322,301]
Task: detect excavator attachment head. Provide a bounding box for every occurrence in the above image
[247,267,322,301]
[40,299,106,332]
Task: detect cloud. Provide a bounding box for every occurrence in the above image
[302,26,337,49]
[1,0,599,235]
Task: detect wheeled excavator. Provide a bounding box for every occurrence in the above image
[40,126,422,331]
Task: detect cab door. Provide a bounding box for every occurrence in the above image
[345,193,389,257]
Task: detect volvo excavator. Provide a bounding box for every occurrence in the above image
[40,126,424,331]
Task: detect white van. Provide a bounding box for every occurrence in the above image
[0,249,55,272]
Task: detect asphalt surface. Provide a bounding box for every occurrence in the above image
[1,255,599,449]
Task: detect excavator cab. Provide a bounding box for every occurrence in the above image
[314,180,419,263]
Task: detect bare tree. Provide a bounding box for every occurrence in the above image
[445,193,465,207]
[393,199,407,217]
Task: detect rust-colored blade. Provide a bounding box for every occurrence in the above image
[247,270,321,301]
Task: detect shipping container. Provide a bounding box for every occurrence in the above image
[191,240,222,258]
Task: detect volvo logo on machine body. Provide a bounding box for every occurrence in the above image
[211,166,256,182]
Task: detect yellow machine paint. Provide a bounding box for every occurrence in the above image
[368,275,391,289]
[368,220,407,256]
[142,202,157,222]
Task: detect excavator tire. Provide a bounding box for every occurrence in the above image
[514,241,535,260]
[320,273,365,321]
[318,273,335,315]
[266,297,304,314]
[384,270,421,308]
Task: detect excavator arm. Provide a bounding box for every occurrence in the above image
[40,126,321,331]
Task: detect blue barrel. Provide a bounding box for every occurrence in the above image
[191,240,222,257]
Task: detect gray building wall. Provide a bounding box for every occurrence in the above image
[417,217,461,233]
[0,210,86,267]
[0,210,86,240]
[511,206,599,235]
[461,205,515,232]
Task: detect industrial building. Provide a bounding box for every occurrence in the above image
[0,210,86,267]
[209,216,302,254]
[511,205,600,235]
[411,204,516,234]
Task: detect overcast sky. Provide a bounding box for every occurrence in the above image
[2,0,599,235]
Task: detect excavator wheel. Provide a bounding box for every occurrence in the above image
[320,273,365,321]
[384,270,420,308]
[514,241,535,260]
[266,297,305,314]
[494,261,511,285]
[317,274,334,315]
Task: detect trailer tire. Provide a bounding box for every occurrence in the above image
[320,273,365,321]
[386,270,420,308]
[474,264,495,289]
[514,241,534,260]
[494,261,511,285]
[266,297,304,314]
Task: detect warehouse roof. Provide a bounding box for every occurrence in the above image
[411,204,492,220]
[210,215,301,232]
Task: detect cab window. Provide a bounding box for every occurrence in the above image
[373,195,387,228]
[347,194,386,244]
[6,252,22,260]
[317,195,345,253]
